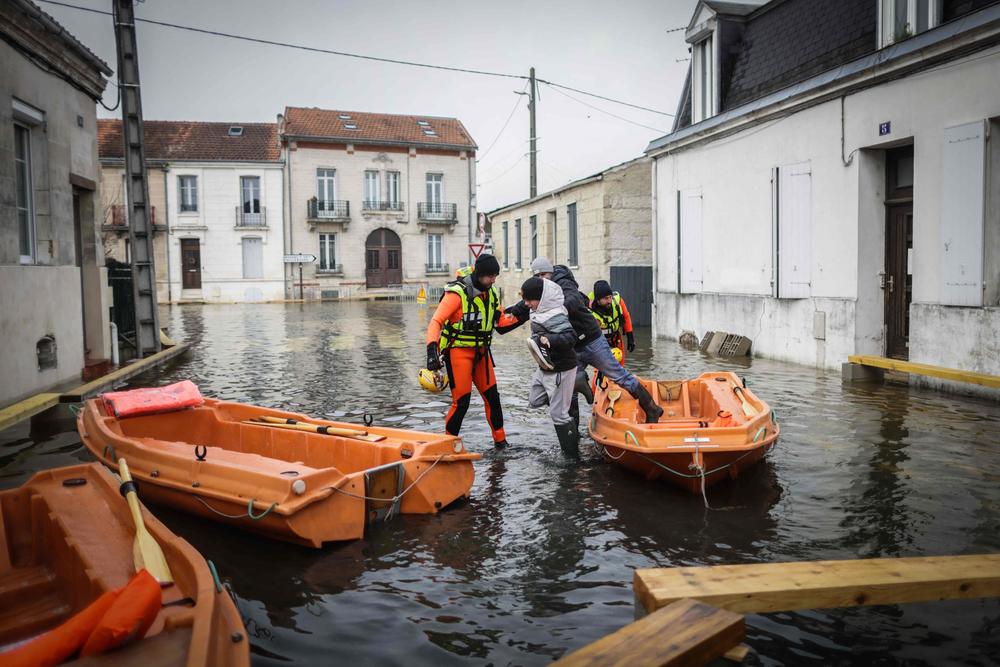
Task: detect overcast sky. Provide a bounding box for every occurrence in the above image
[43,0,696,211]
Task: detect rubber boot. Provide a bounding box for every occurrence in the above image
[569,394,580,431]
[633,384,664,424]
[574,368,594,404]
[554,422,580,458]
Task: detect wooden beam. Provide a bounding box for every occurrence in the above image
[553,598,744,667]
[0,393,60,431]
[847,355,1000,389]
[635,554,1000,615]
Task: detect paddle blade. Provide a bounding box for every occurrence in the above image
[117,458,173,585]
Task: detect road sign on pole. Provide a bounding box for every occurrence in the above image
[468,243,486,258]
[283,254,316,263]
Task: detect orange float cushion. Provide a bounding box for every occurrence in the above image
[0,588,121,667]
[79,569,162,657]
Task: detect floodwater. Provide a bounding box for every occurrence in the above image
[2,300,999,666]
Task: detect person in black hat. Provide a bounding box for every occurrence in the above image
[424,254,521,448]
[588,279,635,362]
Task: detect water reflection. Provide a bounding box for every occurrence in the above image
[1,300,999,665]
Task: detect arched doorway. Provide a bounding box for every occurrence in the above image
[365,228,402,288]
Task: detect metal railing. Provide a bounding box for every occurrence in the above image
[316,263,343,273]
[107,204,156,228]
[235,206,266,227]
[425,263,450,273]
[362,200,404,212]
[308,199,350,220]
[418,202,457,221]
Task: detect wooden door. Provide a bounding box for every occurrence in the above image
[884,204,912,360]
[365,228,402,288]
[181,238,201,289]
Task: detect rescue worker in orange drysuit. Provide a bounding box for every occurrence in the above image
[425,254,521,448]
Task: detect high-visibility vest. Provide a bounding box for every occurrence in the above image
[440,270,500,350]
[588,291,624,336]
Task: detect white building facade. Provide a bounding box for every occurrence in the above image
[0,0,112,406]
[650,0,1000,397]
[280,107,477,299]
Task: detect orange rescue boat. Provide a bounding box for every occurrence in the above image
[77,386,480,548]
[0,463,248,666]
[588,371,779,493]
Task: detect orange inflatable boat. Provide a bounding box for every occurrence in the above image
[77,386,480,547]
[0,463,248,666]
[588,371,779,493]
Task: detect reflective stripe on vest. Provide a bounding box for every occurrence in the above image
[440,278,499,349]
[588,291,623,335]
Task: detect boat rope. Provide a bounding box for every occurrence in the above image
[192,495,278,521]
[207,559,223,593]
[689,452,711,510]
[68,402,84,416]
[753,426,767,443]
[327,454,445,522]
[102,444,118,462]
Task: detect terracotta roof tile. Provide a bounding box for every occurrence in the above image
[97,119,281,162]
[282,107,477,150]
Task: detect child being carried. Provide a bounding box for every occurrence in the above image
[520,276,581,457]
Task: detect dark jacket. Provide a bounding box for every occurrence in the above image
[550,265,603,348]
[528,280,578,372]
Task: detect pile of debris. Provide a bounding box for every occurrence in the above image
[679,330,752,358]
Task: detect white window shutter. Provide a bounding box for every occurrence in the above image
[940,121,986,306]
[679,189,703,294]
[778,162,811,298]
[242,237,263,279]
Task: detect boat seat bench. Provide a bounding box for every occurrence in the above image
[137,438,319,476]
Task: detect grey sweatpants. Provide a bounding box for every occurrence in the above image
[527,368,577,425]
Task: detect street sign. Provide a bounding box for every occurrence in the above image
[284,254,316,263]
[468,243,486,258]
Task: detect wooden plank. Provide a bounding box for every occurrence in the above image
[60,342,191,402]
[635,554,1000,616]
[847,355,1000,389]
[722,644,750,663]
[553,598,744,667]
[0,393,60,431]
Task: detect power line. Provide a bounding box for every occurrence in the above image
[477,154,527,187]
[542,82,669,134]
[37,0,676,118]
[476,83,527,162]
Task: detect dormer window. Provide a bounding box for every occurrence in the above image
[228,125,244,137]
[879,0,942,47]
[692,34,715,123]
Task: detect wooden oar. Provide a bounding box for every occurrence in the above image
[731,383,759,417]
[245,419,386,442]
[118,458,173,586]
[605,389,623,416]
[258,415,367,436]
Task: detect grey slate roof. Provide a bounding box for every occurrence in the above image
[723,0,876,109]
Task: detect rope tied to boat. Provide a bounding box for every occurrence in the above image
[102,444,118,463]
[68,402,84,417]
[327,454,445,522]
[688,446,711,510]
[192,495,278,521]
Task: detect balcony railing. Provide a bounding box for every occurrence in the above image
[418,202,457,222]
[362,200,404,212]
[425,263,450,274]
[308,198,350,220]
[105,204,156,229]
[316,263,344,274]
[235,206,266,228]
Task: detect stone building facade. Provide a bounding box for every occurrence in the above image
[489,157,653,317]
[280,107,477,299]
[0,0,112,406]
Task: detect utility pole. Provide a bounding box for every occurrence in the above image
[529,66,537,198]
[113,0,160,357]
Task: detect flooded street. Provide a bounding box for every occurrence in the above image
[2,300,999,666]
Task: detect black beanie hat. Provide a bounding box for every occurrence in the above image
[593,280,613,300]
[521,277,544,301]
[474,253,501,277]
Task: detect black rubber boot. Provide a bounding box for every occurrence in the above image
[633,384,664,424]
[554,422,580,458]
[574,368,594,404]
[569,394,580,430]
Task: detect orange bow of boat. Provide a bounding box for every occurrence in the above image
[77,393,480,548]
[0,463,248,667]
[588,371,779,493]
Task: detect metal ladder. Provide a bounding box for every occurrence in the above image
[113,0,160,357]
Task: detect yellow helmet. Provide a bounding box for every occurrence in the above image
[612,347,624,364]
[418,368,448,393]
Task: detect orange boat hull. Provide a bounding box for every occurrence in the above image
[588,372,779,493]
[78,398,480,548]
[0,463,248,666]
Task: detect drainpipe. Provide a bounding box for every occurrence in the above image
[650,157,658,340]
[162,165,172,303]
[284,139,293,299]
[467,149,475,267]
